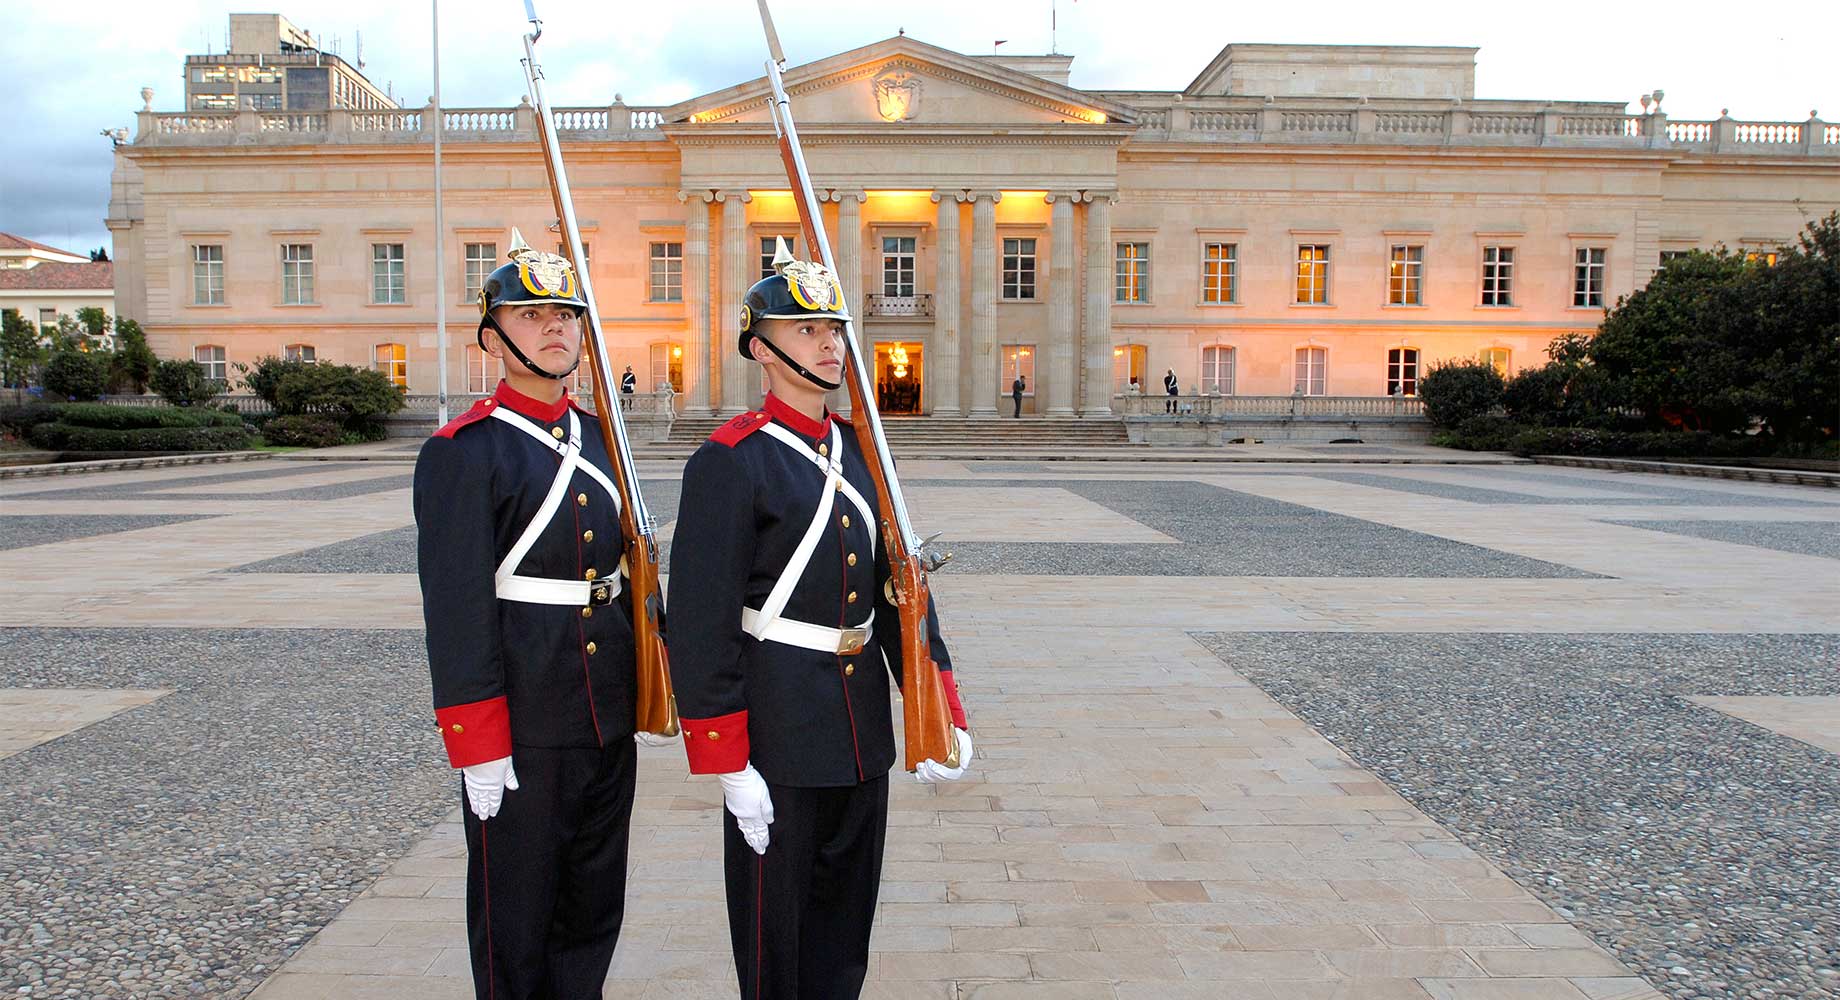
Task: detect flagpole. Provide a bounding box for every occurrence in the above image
[432,0,449,425]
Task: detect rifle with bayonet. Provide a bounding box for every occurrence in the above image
[520,2,679,737]
[752,0,959,771]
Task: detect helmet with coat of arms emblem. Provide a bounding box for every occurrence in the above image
[477,228,590,350]
[737,238,851,361]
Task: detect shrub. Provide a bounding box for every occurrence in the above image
[1501,364,1570,427]
[262,415,346,448]
[236,355,312,408]
[150,359,220,407]
[53,402,242,430]
[40,350,109,401]
[1430,414,1525,451]
[27,422,253,453]
[1417,360,1505,429]
[273,363,405,439]
[1508,427,1777,459]
[107,319,157,394]
[0,403,62,434]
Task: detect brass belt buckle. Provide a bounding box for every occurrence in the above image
[590,583,614,606]
[836,626,869,655]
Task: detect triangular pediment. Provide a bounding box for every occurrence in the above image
[662,36,1134,129]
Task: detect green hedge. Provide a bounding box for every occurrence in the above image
[27,422,254,453]
[262,415,346,448]
[1505,427,1778,459]
[54,403,244,430]
[0,403,62,434]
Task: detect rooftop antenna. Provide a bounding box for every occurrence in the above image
[356,30,364,70]
[1051,0,1057,55]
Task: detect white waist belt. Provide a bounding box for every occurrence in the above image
[742,606,874,655]
[497,574,621,607]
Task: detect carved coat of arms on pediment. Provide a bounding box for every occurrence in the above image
[871,66,922,123]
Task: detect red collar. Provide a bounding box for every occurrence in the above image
[492,380,572,423]
[763,393,830,439]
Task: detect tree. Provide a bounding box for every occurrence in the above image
[0,311,43,389]
[89,247,110,262]
[108,318,156,394]
[76,307,110,340]
[1730,212,1840,447]
[41,350,109,401]
[150,359,219,407]
[48,314,86,353]
[1417,359,1505,429]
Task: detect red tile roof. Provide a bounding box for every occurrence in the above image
[0,233,83,256]
[0,261,114,291]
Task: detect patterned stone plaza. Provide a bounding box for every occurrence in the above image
[1,453,1836,999]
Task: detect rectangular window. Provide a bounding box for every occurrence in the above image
[881,236,916,297]
[1481,245,1515,306]
[1573,247,1607,307]
[650,342,685,393]
[280,243,314,305]
[760,236,799,280]
[1659,249,1691,266]
[1479,347,1511,377]
[194,345,226,383]
[283,344,316,364]
[1744,250,1778,266]
[464,242,497,301]
[1114,242,1149,303]
[1112,344,1148,394]
[374,343,408,388]
[1295,244,1330,304]
[1201,345,1235,395]
[1294,347,1326,396]
[1387,244,1423,306]
[371,243,406,304]
[38,308,57,329]
[1386,347,1420,397]
[556,242,590,267]
[1201,242,1237,304]
[649,242,683,302]
[192,244,225,305]
[465,344,496,393]
[1000,344,1036,394]
[1001,238,1037,300]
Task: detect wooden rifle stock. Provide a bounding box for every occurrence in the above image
[522,15,678,736]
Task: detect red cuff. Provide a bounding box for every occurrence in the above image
[435,696,513,768]
[682,709,751,774]
[940,670,968,730]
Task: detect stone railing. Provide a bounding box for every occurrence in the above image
[864,293,935,318]
[135,101,674,146]
[101,390,682,417]
[1112,393,1425,417]
[1114,95,1837,157]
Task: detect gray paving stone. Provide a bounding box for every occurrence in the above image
[0,513,216,551]
[1604,519,1840,559]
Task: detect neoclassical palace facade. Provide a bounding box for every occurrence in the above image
[107,36,1840,416]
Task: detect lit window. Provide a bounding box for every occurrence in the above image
[194,345,226,383]
[1114,242,1149,303]
[1002,238,1037,300]
[1573,247,1607,308]
[649,342,685,393]
[1295,245,1330,304]
[283,344,316,364]
[1479,347,1511,377]
[1481,246,1515,306]
[1387,245,1423,306]
[374,343,408,388]
[1001,344,1035,394]
[192,244,224,305]
[1202,243,1237,304]
[464,243,497,302]
[1744,250,1778,266]
[649,242,683,302]
[1386,347,1420,397]
[372,243,406,304]
[280,243,314,305]
[1201,345,1235,394]
[881,237,916,297]
[1111,344,1148,394]
[1294,347,1326,396]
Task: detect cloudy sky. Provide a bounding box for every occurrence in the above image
[2,0,1832,256]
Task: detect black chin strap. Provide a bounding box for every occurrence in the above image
[753,334,842,392]
[479,313,581,382]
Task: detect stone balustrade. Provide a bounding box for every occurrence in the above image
[135,102,672,145]
[1111,393,1426,418]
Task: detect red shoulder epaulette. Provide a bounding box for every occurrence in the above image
[710,410,771,447]
[433,398,498,439]
[829,411,853,428]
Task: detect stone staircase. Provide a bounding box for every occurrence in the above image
[654,413,1130,456]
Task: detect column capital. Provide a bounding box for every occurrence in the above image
[929,189,971,204]
[677,189,716,204]
[966,190,1004,204]
[712,189,752,204]
[1079,190,1118,205]
[1044,190,1082,204]
[822,188,867,204]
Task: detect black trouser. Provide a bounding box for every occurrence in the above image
[1165,393,1177,413]
[723,775,889,1000]
[462,739,637,1000]
[1012,396,1022,418]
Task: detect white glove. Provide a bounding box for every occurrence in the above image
[718,764,775,855]
[634,731,678,748]
[915,728,974,784]
[461,755,519,821]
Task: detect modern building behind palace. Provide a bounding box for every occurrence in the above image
[106,13,1839,416]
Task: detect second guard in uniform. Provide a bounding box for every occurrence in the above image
[415,236,653,999]
[668,256,975,1000]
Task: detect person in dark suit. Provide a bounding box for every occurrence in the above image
[1012,373,1026,417]
[1164,367,1180,413]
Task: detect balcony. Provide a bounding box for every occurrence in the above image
[864,294,934,318]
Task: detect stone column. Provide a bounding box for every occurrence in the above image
[1080,192,1115,416]
[1045,192,1078,417]
[679,190,714,414]
[831,190,866,317]
[717,190,753,414]
[967,191,1001,417]
[930,191,965,415]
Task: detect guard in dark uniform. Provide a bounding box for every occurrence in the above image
[415,233,650,1000]
[668,253,973,1000]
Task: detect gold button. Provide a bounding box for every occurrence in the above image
[585,568,598,581]
[844,663,855,676]
[581,607,593,619]
[847,553,857,566]
[586,641,598,654]
[841,515,851,528]
[436,726,444,734]
[551,426,565,440]
[451,724,464,734]
[818,443,829,456]
[577,493,589,506]
[849,590,860,604]
[583,529,594,543]
[707,731,720,740]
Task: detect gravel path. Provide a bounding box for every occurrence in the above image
[1201,631,1840,1000]
[1606,520,1840,560]
[1313,471,1833,507]
[0,628,453,999]
[0,514,215,552]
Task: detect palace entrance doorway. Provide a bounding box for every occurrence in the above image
[872,342,924,415]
